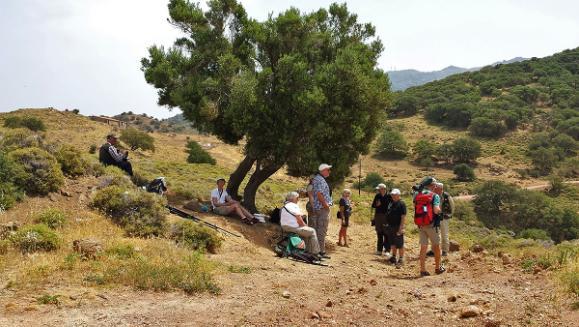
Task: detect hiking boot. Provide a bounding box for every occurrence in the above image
[383,252,392,259]
[420,271,431,277]
[435,265,446,275]
[426,250,435,257]
[389,256,397,264]
[320,253,331,259]
[396,258,404,268]
[442,251,448,257]
[375,251,383,256]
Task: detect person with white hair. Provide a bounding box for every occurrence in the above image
[337,189,353,247]
[427,182,455,257]
[280,191,321,256]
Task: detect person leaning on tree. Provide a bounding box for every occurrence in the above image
[312,163,333,260]
[99,134,133,176]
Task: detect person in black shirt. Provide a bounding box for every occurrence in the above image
[337,189,353,247]
[371,183,391,256]
[386,188,406,267]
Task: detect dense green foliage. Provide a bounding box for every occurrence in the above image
[170,221,223,253]
[34,208,67,229]
[473,181,579,242]
[55,144,89,177]
[412,139,437,166]
[10,224,61,253]
[7,147,64,195]
[453,163,476,181]
[392,47,578,140]
[375,126,407,158]
[142,0,391,211]
[3,116,46,132]
[353,172,390,192]
[186,141,216,165]
[120,128,155,152]
[526,132,578,176]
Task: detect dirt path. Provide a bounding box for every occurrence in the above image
[1,213,577,327]
[453,180,579,201]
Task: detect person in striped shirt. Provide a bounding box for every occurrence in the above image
[99,134,133,176]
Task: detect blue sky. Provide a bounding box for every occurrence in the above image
[0,0,577,118]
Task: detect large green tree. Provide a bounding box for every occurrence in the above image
[142,0,390,212]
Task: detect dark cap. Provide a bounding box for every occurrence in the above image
[420,176,436,187]
[106,133,118,140]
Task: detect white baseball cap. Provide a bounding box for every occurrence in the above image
[318,163,332,171]
[390,188,401,195]
[376,183,387,189]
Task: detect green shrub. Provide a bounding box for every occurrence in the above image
[0,128,43,149]
[453,163,476,181]
[451,137,481,163]
[7,147,64,195]
[120,128,155,151]
[413,140,437,165]
[453,200,477,223]
[34,208,67,229]
[529,147,557,175]
[36,294,61,305]
[469,117,507,138]
[518,228,551,240]
[89,144,97,154]
[389,95,419,117]
[557,157,579,178]
[3,116,46,131]
[353,172,391,192]
[105,242,137,259]
[91,185,168,237]
[10,224,61,253]
[170,221,223,254]
[55,144,88,177]
[0,183,23,211]
[375,127,408,158]
[547,175,565,196]
[186,141,216,165]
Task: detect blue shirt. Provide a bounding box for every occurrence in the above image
[312,174,332,210]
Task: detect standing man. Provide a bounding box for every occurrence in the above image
[372,183,391,256]
[437,183,454,256]
[414,177,445,277]
[99,134,133,176]
[312,163,333,259]
[386,188,406,268]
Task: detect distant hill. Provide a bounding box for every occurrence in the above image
[388,57,528,91]
[114,112,196,134]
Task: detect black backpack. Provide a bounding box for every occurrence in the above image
[146,177,168,195]
[270,208,281,224]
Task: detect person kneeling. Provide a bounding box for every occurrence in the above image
[211,178,257,225]
[280,192,322,258]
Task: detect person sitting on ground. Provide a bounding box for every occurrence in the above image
[211,178,257,225]
[372,183,391,256]
[386,188,406,268]
[413,177,445,277]
[427,182,455,257]
[99,134,133,176]
[280,191,321,257]
[337,189,353,247]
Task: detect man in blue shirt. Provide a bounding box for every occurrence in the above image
[312,163,333,259]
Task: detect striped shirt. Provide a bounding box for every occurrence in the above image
[107,143,126,162]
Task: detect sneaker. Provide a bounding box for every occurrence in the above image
[420,271,430,277]
[384,252,392,258]
[442,251,448,257]
[435,265,446,275]
[375,251,383,256]
[320,253,331,259]
[389,256,397,264]
[426,250,435,257]
[396,258,404,268]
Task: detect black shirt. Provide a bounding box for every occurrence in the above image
[337,198,352,219]
[372,193,391,214]
[386,200,407,226]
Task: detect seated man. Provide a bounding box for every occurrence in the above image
[99,134,133,176]
[280,191,321,257]
[211,178,257,225]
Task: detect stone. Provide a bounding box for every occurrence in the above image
[460,305,482,319]
[447,295,457,302]
[60,190,72,197]
[501,254,512,265]
[309,312,320,319]
[48,193,58,202]
[282,290,291,299]
[471,244,484,253]
[369,279,377,286]
[449,241,460,252]
[484,317,502,327]
[72,239,103,259]
[325,300,333,307]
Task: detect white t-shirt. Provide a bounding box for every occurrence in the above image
[280,202,302,228]
[211,188,229,209]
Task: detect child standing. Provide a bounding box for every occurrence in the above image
[337,189,353,247]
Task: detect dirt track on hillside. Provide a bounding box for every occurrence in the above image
[1,209,577,327]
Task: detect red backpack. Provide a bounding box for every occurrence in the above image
[414,192,434,226]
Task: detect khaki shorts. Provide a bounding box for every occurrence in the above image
[419,224,440,246]
[213,206,231,216]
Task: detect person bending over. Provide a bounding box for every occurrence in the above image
[99,134,133,176]
[211,178,257,225]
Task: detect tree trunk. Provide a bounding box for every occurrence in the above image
[242,161,283,213]
[226,155,256,200]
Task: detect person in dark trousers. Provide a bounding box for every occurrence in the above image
[386,188,406,268]
[372,183,391,257]
[99,134,133,176]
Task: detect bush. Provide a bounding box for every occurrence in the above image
[557,157,579,178]
[170,221,223,253]
[413,140,437,165]
[469,117,507,138]
[120,128,155,151]
[453,163,476,181]
[186,141,216,165]
[3,116,46,131]
[375,127,408,158]
[353,172,390,191]
[91,185,168,237]
[389,95,419,117]
[10,224,61,253]
[34,208,67,229]
[0,128,43,149]
[518,228,551,241]
[453,200,477,223]
[55,144,88,177]
[0,239,10,254]
[7,147,64,195]
[0,183,23,211]
[89,144,97,154]
[529,147,557,175]
[451,137,481,163]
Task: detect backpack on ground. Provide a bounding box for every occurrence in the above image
[146,177,168,195]
[414,191,434,226]
[274,233,324,265]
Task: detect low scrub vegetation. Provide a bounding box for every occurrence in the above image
[186,140,216,165]
[3,115,46,132]
[34,208,67,229]
[120,127,155,152]
[453,163,476,181]
[7,147,64,195]
[170,221,222,253]
[353,172,392,192]
[10,224,61,253]
[375,126,408,158]
[54,144,89,177]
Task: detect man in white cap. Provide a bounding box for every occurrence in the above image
[371,183,391,256]
[311,163,333,259]
[386,188,406,268]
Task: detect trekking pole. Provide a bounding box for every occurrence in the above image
[166,205,241,238]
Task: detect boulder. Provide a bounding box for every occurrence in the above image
[501,254,512,265]
[282,290,291,299]
[460,305,482,319]
[449,241,460,252]
[471,244,484,253]
[72,239,102,259]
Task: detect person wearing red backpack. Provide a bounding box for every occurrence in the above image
[413,177,445,277]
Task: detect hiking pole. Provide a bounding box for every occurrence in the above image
[166,205,241,238]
